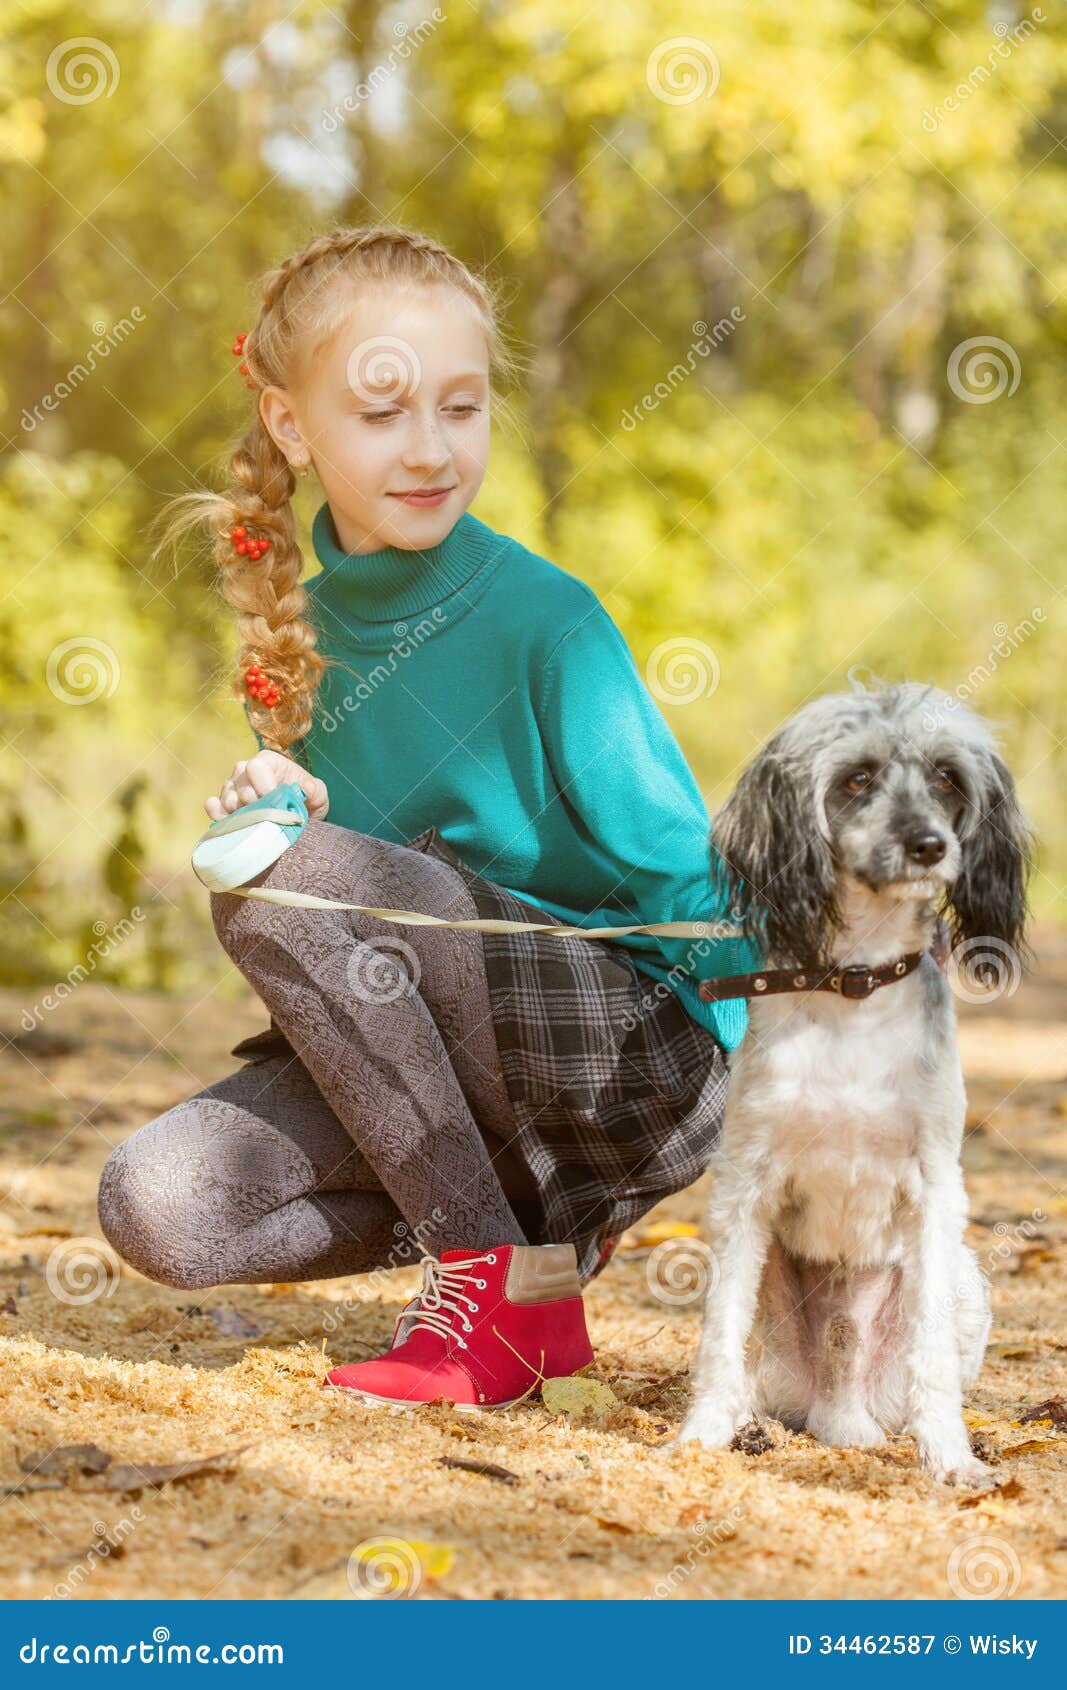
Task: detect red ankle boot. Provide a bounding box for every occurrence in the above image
[322,1242,595,1409]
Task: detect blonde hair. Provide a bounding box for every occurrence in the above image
[152,224,520,755]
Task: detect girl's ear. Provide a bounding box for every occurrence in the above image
[946,751,1035,980]
[712,741,839,969]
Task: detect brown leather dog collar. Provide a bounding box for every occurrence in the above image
[698,950,926,1002]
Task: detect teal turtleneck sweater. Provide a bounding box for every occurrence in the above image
[244,501,762,1052]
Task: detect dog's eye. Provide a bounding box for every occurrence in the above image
[844,769,873,794]
[933,766,958,791]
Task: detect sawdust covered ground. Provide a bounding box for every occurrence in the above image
[1,931,1065,1601]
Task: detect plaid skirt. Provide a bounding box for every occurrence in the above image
[229,823,731,1286]
[404,827,731,1284]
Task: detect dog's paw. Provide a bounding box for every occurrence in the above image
[669,1405,741,1451]
[939,1454,997,1490]
[920,1442,996,1488]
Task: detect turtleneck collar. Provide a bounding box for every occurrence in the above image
[310,500,491,621]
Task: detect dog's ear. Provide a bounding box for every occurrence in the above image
[712,741,839,968]
[945,751,1035,980]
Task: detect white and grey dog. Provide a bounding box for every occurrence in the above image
[671,679,1033,1484]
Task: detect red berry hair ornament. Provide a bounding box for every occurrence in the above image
[230,524,270,560]
[232,330,256,390]
[244,662,281,710]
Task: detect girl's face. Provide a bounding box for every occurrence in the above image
[261,282,492,555]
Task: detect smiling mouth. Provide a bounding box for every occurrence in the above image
[849,866,949,899]
[885,874,946,900]
[389,486,456,499]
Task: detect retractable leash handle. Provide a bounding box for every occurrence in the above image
[190,780,746,943]
[191,780,311,891]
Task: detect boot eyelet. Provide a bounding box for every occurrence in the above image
[457,1337,467,1349]
[468,1302,479,1314]
[486,1253,496,1263]
[462,1319,472,1332]
[474,1278,486,1289]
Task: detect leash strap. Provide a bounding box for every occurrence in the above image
[196,805,745,942]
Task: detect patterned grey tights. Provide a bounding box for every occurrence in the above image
[97,819,536,1289]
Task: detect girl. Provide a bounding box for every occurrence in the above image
[96,224,760,1410]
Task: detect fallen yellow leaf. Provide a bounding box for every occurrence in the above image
[349,1537,456,1595]
[410,1541,456,1581]
[958,1475,1026,1510]
[621,1220,701,1249]
[959,1495,1007,1515]
[542,1376,618,1415]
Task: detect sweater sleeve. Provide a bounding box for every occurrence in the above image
[537,599,761,981]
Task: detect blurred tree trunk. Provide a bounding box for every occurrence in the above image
[11,194,69,458]
[853,196,947,438]
[528,146,587,539]
[695,191,746,396]
[894,196,949,449]
[339,0,390,221]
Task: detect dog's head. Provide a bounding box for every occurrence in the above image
[711,678,1034,976]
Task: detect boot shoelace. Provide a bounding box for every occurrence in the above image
[408,1252,496,1350]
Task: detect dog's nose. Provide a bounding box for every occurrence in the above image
[904,832,946,866]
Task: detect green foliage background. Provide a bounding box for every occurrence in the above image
[2,0,1064,992]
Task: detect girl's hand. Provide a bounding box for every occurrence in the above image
[204,751,330,823]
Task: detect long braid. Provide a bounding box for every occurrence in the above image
[210,416,317,752]
[152,223,521,759]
